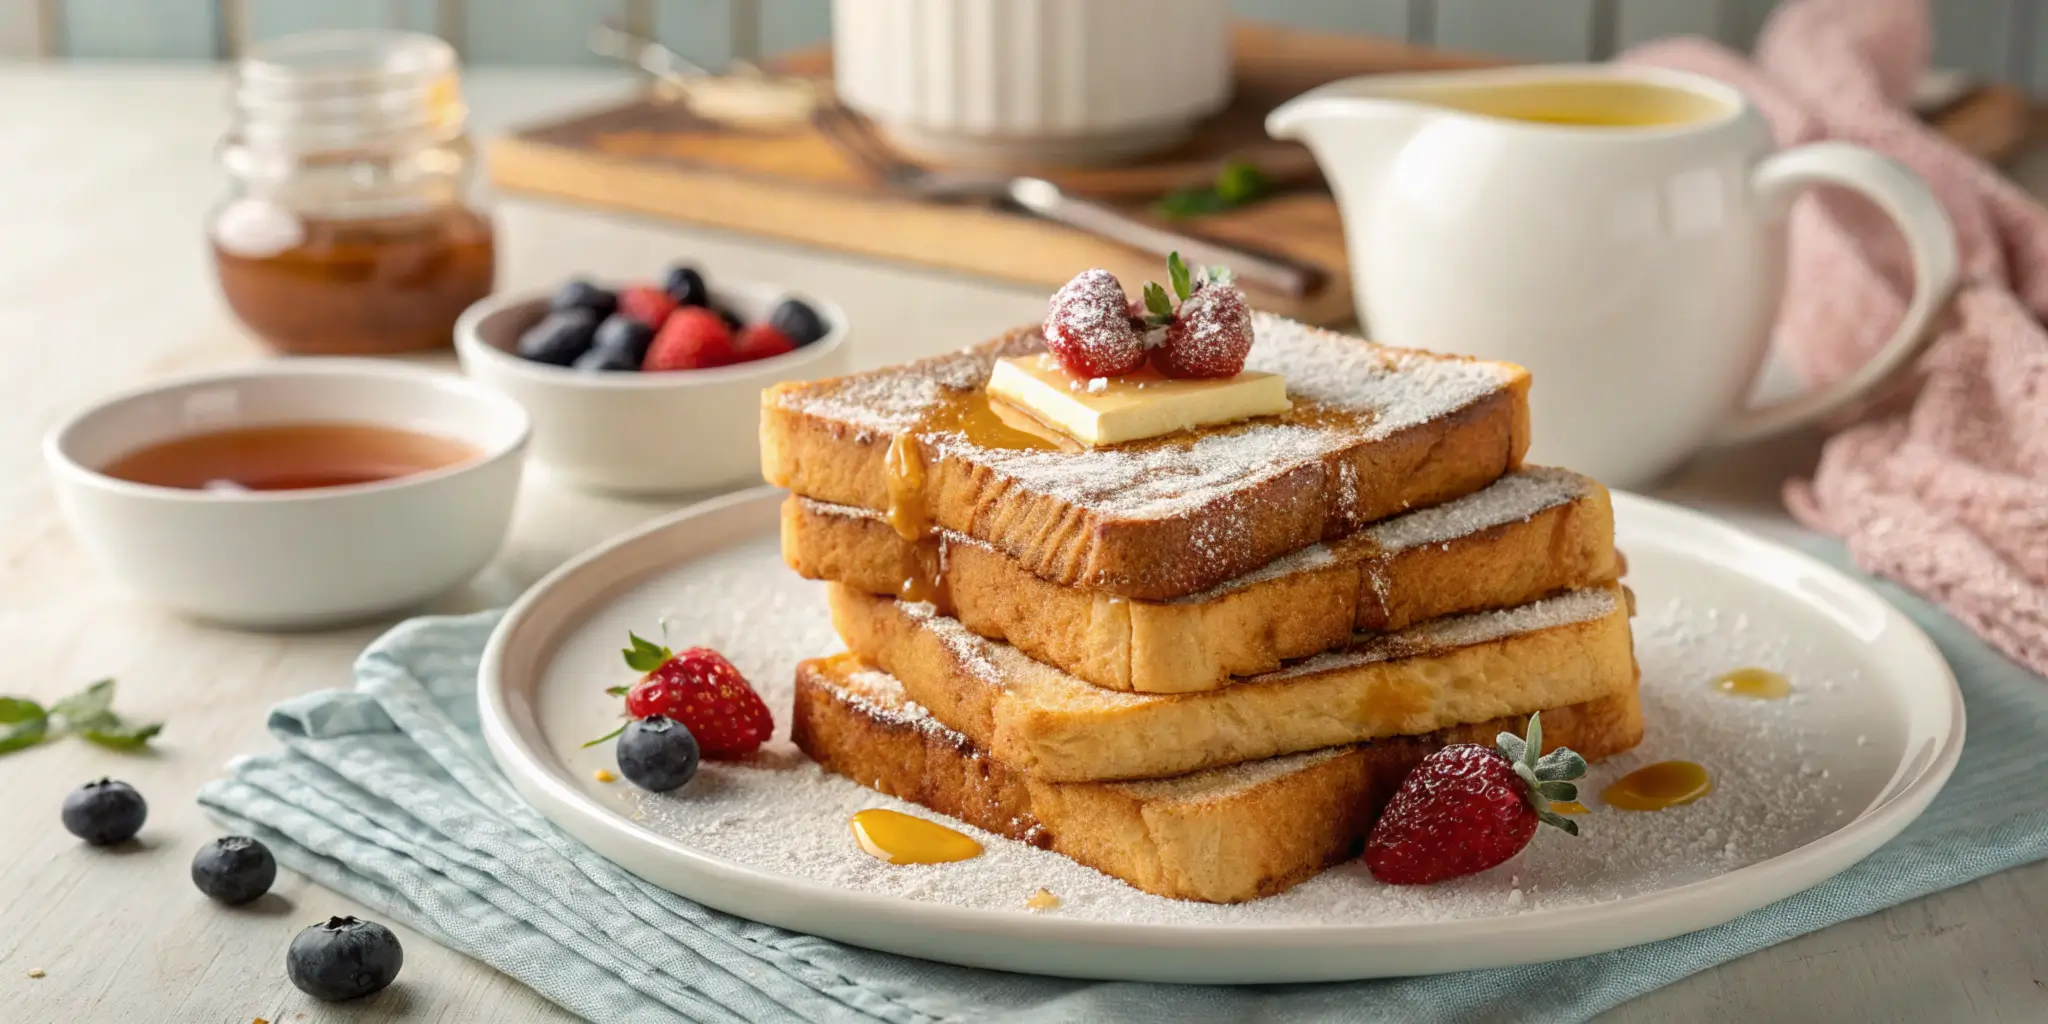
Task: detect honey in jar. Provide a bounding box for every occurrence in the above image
[211,32,495,355]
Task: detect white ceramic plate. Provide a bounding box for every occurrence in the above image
[478,488,1963,984]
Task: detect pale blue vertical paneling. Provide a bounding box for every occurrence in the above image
[1432,0,1594,60]
[463,0,623,65]
[1615,0,1725,51]
[1235,0,1408,36]
[244,0,441,43]
[758,0,825,55]
[1928,0,2016,77]
[656,0,732,68]
[59,0,218,58]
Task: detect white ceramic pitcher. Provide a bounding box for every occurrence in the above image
[1268,65,1958,487]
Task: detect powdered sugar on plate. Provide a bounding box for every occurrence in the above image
[538,526,1878,928]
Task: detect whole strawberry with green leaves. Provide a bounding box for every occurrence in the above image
[587,632,773,759]
[1364,713,1588,885]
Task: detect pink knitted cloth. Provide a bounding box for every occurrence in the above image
[1629,0,2048,674]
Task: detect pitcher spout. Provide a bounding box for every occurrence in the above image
[1266,84,1436,208]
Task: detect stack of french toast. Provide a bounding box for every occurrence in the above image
[761,266,1641,903]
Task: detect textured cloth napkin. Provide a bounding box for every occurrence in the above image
[1631,0,2048,675]
[197,536,2048,1024]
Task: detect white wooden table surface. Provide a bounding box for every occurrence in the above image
[0,65,2042,1024]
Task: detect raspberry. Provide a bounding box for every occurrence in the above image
[1364,714,1587,885]
[616,285,680,329]
[626,648,773,759]
[1044,269,1146,378]
[643,307,736,371]
[1152,282,1253,378]
[732,323,797,363]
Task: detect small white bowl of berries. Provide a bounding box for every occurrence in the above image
[455,266,849,495]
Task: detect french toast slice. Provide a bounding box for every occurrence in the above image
[762,312,1531,601]
[786,467,1618,693]
[827,582,1636,782]
[791,655,1644,903]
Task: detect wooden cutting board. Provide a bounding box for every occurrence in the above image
[488,23,2032,326]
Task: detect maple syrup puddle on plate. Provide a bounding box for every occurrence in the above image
[1602,761,1713,811]
[1025,888,1061,912]
[1711,666,1792,700]
[1549,800,1590,815]
[850,809,983,865]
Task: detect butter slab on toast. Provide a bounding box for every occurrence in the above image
[791,655,1644,903]
[762,312,1531,601]
[826,582,1636,782]
[786,467,1618,693]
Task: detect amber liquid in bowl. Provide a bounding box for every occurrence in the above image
[101,422,479,492]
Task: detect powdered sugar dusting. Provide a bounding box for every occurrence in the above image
[1363,467,1588,553]
[542,518,1877,926]
[1173,468,1593,602]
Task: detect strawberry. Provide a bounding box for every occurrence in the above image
[643,307,736,371]
[619,633,772,759]
[1364,713,1587,886]
[1044,268,1146,378]
[617,284,680,329]
[732,323,797,363]
[1152,273,1253,378]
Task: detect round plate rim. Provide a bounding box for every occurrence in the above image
[477,486,1966,982]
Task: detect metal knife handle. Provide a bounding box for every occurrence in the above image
[1006,178,1318,298]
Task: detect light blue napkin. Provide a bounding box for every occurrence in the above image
[198,539,2048,1023]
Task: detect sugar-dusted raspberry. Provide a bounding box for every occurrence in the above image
[1045,269,1146,377]
[1152,282,1253,378]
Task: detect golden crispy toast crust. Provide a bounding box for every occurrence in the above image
[785,467,1618,692]
[791,655,1644,903]
[763,313,1532,601]
[827,582,1637,782]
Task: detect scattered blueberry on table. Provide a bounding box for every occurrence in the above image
[512,263,827,373]
[191,835,278,905]
[286,916,405,1001]
[617,714,701,792]
[61,778,146,845]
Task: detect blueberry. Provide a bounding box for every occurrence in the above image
[710,304,745,333]
[515,309,600,366]
[62,778,146,845]
[192,835,277,905]
[287,916,403,1001]
[662,265,708,307]
[617,715,700,792]
[550,278,617,318]
[767,298,829,346]
[573,314,655,373]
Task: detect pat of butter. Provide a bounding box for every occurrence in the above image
[986,353,1290,446]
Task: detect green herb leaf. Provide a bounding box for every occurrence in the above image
[1143,282,1175,320]
[51,678,115,723]
[1214,159,1269,205]
[605,685,630,698]
[581,723,627,749]
[1154,188,1233,219]
[622,632,673,674]
[80,718,162,751]
[0,697,48,755]
[1167,252,1193,302]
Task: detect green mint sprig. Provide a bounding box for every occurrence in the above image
[0,678,162,757]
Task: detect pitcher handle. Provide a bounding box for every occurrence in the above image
[1712,142,1959,447]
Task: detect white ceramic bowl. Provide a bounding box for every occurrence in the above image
[454,280,849,495]
[832,0,1232,167]
[44,360,529,629]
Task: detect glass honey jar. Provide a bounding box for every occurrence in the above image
[211,31,496,355]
